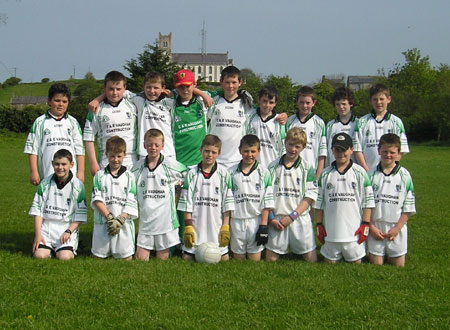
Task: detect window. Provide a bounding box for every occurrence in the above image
[198,66,202,74]
[209,66,213,74]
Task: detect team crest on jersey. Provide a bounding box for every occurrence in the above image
[214,109,221,116]
[396,184,401,192]
[372,184,379,191]
[175,116,182,122]
[313,181,318,187]
[232,183,238,192]
[67,198,71,206]
[215,187,219,194]
[160,179,167,186]
[102,115,110,122]
[309,132,315,139]
[102,186,108,193]
[126,112,132,119]
[326,183,334,190]
[296,178,301,185]
[275,178,280,185]
[159,106,164,111]
[238,110,244,118]
[366,130,371,136]
[67,128,71,135]
[124,186,128,194]
[44,128,51,135]
[269,131,274,138]
[255,183,261,191]
[351,182,357,189]
[139,180,146,187]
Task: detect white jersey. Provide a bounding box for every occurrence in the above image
[83,98,138,168]
[268,155,318,217]
[132,156,187,235]
[353,112,409,171]
[229,161,274,219]
[29,172,87,223]
[369,163,416,223]
[178,163,235,246]
[325,115,358,166]
[91,165,138,224]
[286,112,327,169]
[24,112,84,179]
[125,91,176,158]
[316,161,375,242]
[207,94,251,167]
[246,108,286,168]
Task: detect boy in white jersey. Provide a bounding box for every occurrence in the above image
[326,87,358,166]
[29,149,87,260]
[132,129,187,260]
[24,83,85,185]
[266,127,318,262]
[368,134,416,267]
[84,71,138,175]
[315,133,375,263]
[177,135,235,261]
[247,86,286,168]
[91,136,138,260]
[286,86,327,180]
[353,84,409,172]
[229,134,274,261]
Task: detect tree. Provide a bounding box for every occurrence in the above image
[123,43,182,92]
[3,77,21,87]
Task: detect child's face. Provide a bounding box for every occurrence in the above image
[104,80,126,104]
[284,139,305,161]
[52,157,73,181]
[176,83,196,102]
[239,144,260,166]
[220,75,242,99]
[106,151,125,171]
[201,145,220,167]
[332,147,353,166]
[258,95,277,115]
[143,80,164,101]
[144,136,164,160]
[378,144,399,168]
[334,99,352,118]
[48,93,69,118]
[297,95,316,117]
[370,92,391,114]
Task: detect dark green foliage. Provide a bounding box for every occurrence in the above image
[41,78,50,83]
[68,78,103,127]
[3,76,21,87]
[0,105,45,132]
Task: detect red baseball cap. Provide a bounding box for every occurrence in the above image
[174,69,195,87]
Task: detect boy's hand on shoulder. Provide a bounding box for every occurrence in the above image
[203,94,213,108]
[219,225,230,247]
[162,89,172,97]
[369,224,385,240]
[88,100,100,113]
[276,113,288,125]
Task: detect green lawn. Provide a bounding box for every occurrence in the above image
[0,134,449,329]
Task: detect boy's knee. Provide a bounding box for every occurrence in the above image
[265,249,279,262]
[56,250,74,260]
[33,250,51,259]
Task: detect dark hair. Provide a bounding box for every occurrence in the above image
[369,83,390,98]
[144,72,165,86]
[239,134,260,149]
[201,134,222,151]
[220,65,241,81]
[48,83,71,101]
[258,86,279,102]
[378,133,401,151]
[331,87,355,106]
[53,149,73,162]
[295,86,316,102]
[106,136,127,154]
[104,71,127,86]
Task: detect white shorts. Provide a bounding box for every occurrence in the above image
[320,241,366,262]
[137,228,180,251]
[368,221,408,258]
[266,215,316,255]
[91,221,135,259]
[40,220,79,254]
[230,217,264,255]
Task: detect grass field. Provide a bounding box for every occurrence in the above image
[0,133,449,329]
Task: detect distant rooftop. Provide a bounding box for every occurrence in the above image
[172,53,231,65]
[347,75,377,84]
[10,96,48,105]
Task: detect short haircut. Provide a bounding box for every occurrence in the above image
[370,83,390,98]
[378,133,401,151]
[144,72,165,86]
[295,86,316,102]
[48,83,71,101]
[201,134,222,151]
[239,134,260,149]
[220,65,241,81]
[331,87,355,106]
[105,136,126,154]
[53,149,73,162]
[144,128,164,143]
[258,86,279,102]
[104,70,127,87]
[285,127,307,147]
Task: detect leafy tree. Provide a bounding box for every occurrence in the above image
[68,78,103,126]
[41,78,50,83]
[3,77,21,87]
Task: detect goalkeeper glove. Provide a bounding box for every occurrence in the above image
[107,215,126,236]
[255,225,269,246]
[355,221,370,244]
[317,223,327,245]
[219,225,230,247]
[184,225,195,248]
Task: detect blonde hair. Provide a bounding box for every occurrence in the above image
[201,134,222,151]
[285,127,307,147]
[106,136,126,154]
[144,128,164,143]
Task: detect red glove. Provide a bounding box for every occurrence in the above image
[355,222,370,244]
[317,223,327,245]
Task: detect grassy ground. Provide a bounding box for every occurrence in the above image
[0,134,449,329]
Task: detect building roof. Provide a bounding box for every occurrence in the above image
[347,75,377,84]
[10,96,48,105]
[172,53,230,65]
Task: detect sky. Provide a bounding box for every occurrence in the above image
[1,0,449,85]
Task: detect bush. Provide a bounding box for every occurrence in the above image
[3,77,21,87]
[41,78,50,83]
[0,105,46,133]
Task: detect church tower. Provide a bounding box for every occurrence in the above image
[159,32,172,52]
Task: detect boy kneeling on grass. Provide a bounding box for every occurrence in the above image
[30,149,87,260]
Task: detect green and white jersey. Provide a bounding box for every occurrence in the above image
[91,165,138,224]
[247,108,286,169]
[29,172,87,223]
[316,161,375,242]
[286,112,327,169]
[83,98,138,168]
[24,112,84,179]
[132,155,187,235]
[268,155,318,217]
[125,91,176,158]
[207,93,252,167]
[353,112,409,171]
[172,96,208,167]
[325,115,358,166]
[178,163,235,246]
[369,163,416,223]
[229,161,274,219]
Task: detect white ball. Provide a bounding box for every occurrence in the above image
[195,242,221,264]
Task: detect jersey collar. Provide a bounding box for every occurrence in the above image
[335,114,356,125]
[238,160,259,176]
[296,111,315,124]
[280,154,302,169]
[256,108,278,123]
[104,98,124,107]
[371,110,391,123]
[145,154,164,172]
[331,159,354,175]
[376,161,401,176]
[46,111,68,121]
[52,170,73,189]
[141,92,166,103]
[198,161,218,179]
[105,164,127,178]
[176,96,197,107]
